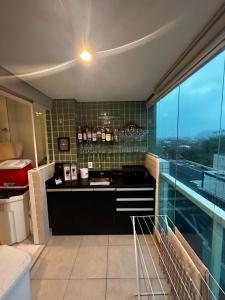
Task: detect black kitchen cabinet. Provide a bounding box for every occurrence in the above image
[90,189,116,234]
[47,190,87,235]
[115,212,154,234]
[47,188,115,235]
[46,178,155,235]
[47,191,64,230]
[115,187,155,234]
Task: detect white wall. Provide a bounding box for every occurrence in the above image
[145,153,159,230]
[33,103,48,165]
[0,66,52,109]
[6,98,36,165]
[0,96,10,142]
[28,163,55,244]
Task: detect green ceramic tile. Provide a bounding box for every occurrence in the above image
[47,100,146,164]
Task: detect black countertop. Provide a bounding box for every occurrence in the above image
[46,170,155,189]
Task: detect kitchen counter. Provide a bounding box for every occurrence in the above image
[45,170,155,190]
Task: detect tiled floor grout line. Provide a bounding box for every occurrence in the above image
[32,278,70,281]
[30,246,50,279]
[104,236,110,300]
[62,236,83,300]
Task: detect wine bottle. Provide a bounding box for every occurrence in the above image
[105,127,111,142]
[83,126,87,142]
[113,128,119,142]
[87,126,92,142]
[110,127,114,143]
[101,127,106,142]
[92,127,97,142]
[77,126,82,143]
[97,127,102,143]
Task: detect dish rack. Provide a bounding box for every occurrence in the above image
[131,215,225,300]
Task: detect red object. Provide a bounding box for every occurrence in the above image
[0,161,32,188]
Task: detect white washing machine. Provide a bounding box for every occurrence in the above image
[0,190,30,245]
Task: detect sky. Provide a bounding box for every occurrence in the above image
[156,49,225,139]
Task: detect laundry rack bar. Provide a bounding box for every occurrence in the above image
[131,215,225,300]
[131,215,170,299]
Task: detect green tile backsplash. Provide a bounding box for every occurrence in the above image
[46,100,77,163]
[47,100,147,170]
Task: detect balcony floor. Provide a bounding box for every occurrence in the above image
[31,234,173,299]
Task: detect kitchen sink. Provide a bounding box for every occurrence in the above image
[89,177,111,186]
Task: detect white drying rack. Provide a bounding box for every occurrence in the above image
[131,215,225,300]
[131,215,169,299]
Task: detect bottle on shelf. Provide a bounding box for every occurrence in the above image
[82,126,87,142]
[87,126,92,143]
[97,127,102,143]
[113,128,119,142]
[77,126,82,143]
[101,127,106,142]
[78,125,122,146]
[110,127,113,143]
[105,127,112,142]
[92,127,97,142]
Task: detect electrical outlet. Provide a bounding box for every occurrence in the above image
[88,162,93,169]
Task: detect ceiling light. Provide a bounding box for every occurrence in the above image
[80,50,92,62]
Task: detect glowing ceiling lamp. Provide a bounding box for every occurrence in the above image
[80,50,92,62]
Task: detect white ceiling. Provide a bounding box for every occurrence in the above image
[0,0,223,102]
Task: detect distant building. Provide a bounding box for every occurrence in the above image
[170,160,205,188]
[178,145,191,149]
[201,154,225,202]
[213,154,225,171]
[203,171,225,201]
[168,159,225,203]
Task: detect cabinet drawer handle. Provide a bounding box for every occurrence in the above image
[116,198,154,202]
[93,188,115,191]
[116,188,154,191]
[47,188,71,192]
[116,208,154,212]
[71,188,93,191]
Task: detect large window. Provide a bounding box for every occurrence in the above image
[178,51,225,168]
[148,48,225,297]
[149,49,225,204]
[156,87,179,160]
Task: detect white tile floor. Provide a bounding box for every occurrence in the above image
[31,235,173,300]
[14,236,44,267]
